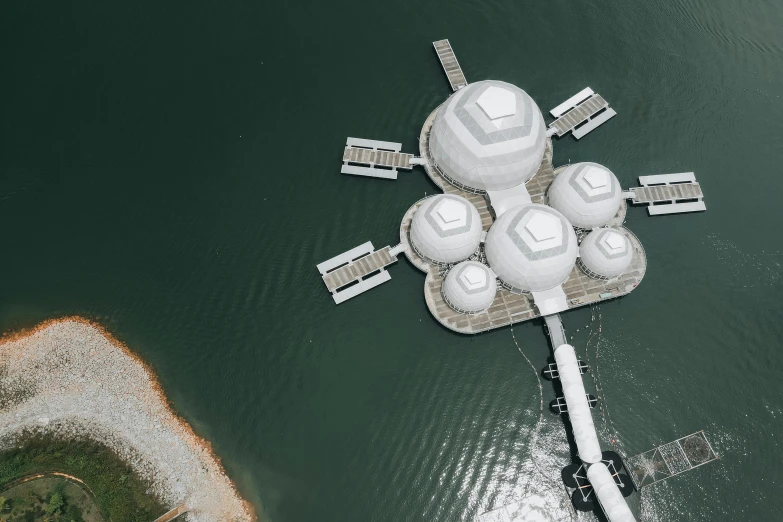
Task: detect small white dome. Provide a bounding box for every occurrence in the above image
[442,261,497,313]
[578,228,632,279]
[548,163,622,229]
[429,80,547,193]
[484,204,578,292]
[410,194,482,264]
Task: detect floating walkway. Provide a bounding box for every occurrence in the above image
[341,138,416,180]
[433,39,468,91]
[317,242,399,304]
[625,431,718,489]
[549,88,616,139]
[625,172,706,215]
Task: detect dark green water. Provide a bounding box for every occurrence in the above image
[2,0,782,520]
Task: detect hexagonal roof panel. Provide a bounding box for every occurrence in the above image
[525,212,559,242]
[584,168,608,189]
[476,86,517,120]
[430,197,469,232]
[603,231,626,251]
[461,265,487,289]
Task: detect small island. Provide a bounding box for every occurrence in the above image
[0,318,253,521]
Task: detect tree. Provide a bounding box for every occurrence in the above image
[47,492,65,514]
[0,496,7,512]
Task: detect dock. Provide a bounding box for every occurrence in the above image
[317,242,398,304]
[625,431,718,489]
[433,39,468,91]
[549,91,616,139]
[410,106,646,334]
[626,173,705,215]
[341,138,415,180]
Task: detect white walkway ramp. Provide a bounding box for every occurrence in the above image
[341,138,414,180]
[317,242,398,304]
[549,88,616,139]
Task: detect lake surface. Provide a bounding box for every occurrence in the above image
[2,0,782,520]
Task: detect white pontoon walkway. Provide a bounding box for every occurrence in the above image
[341,138,415,180]
[625,172,706,215]
[549,92,616,139]
[433,39,468,91]
[317,242,399,304]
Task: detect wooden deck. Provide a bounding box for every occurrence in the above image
[409,106,645,334]
[550,94,608,136]
[343,146,412,169]
[629,183,703,204]
[433,39,468,91]
[321,247,396,292]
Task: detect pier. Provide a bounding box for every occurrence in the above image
[341,138,415,180]
[432,39,468,91]
[625,431,718,489]
[549,92,616,139]
[625,172,706,215]
[406,106,646,335]
[317,242,398,304]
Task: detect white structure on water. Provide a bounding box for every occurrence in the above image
[484,204,577,293]
[409,194,482,264]
[442,261,497,313]
[428,80,547,193]
[578,228,633,279]
[548,162,622,229]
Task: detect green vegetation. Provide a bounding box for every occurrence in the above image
[0,435,166,522]
[1,478,90,521]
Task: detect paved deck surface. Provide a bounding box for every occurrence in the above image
[321,247,395,292]
[629,183,703,204]
[550,94,608,136]
[433,39,467,91]
[343,146,412,169]
[408,106,646,334]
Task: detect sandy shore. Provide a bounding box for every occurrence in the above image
[0,318,254,521]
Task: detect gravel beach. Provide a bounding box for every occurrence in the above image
[0,318,254,521]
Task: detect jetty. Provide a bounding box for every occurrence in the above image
[432,39,467,91]
[341,138,417,180]
[625,172,706,215]
[549,89,616,139]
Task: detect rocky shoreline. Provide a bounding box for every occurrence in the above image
[0,318,254,521]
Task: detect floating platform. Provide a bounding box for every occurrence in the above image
[341,138,414,180]
[625,431,718,489]
[404,106,646,335]
[317,242,398,304]
[626,172,706,215]
[432,39,468,91]
[549,90,616,139]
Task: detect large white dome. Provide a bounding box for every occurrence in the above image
[578,228,633,279]
[484,204,578,292]
[548,162,622,229]
[442,261,497,313]
[409,194,482,264]
[429,80,547,193]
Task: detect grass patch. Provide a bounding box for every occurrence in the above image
[0,434,166,521]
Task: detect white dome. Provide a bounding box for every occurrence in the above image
[429,80,547,193]
[578,228,633,279]
[484,204,578,292]
[548,162,622,229]
[410,194,482,264]
[442,261,497,313]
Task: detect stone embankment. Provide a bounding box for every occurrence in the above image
[0,318,254,521]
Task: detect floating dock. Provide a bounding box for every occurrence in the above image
[404,107,646,335]
[341,138,414,180]
[317,242,398,304]
[625,431,718,489]
[549,90,616,139]
[626,172,706,215]
[433,39,468,91]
